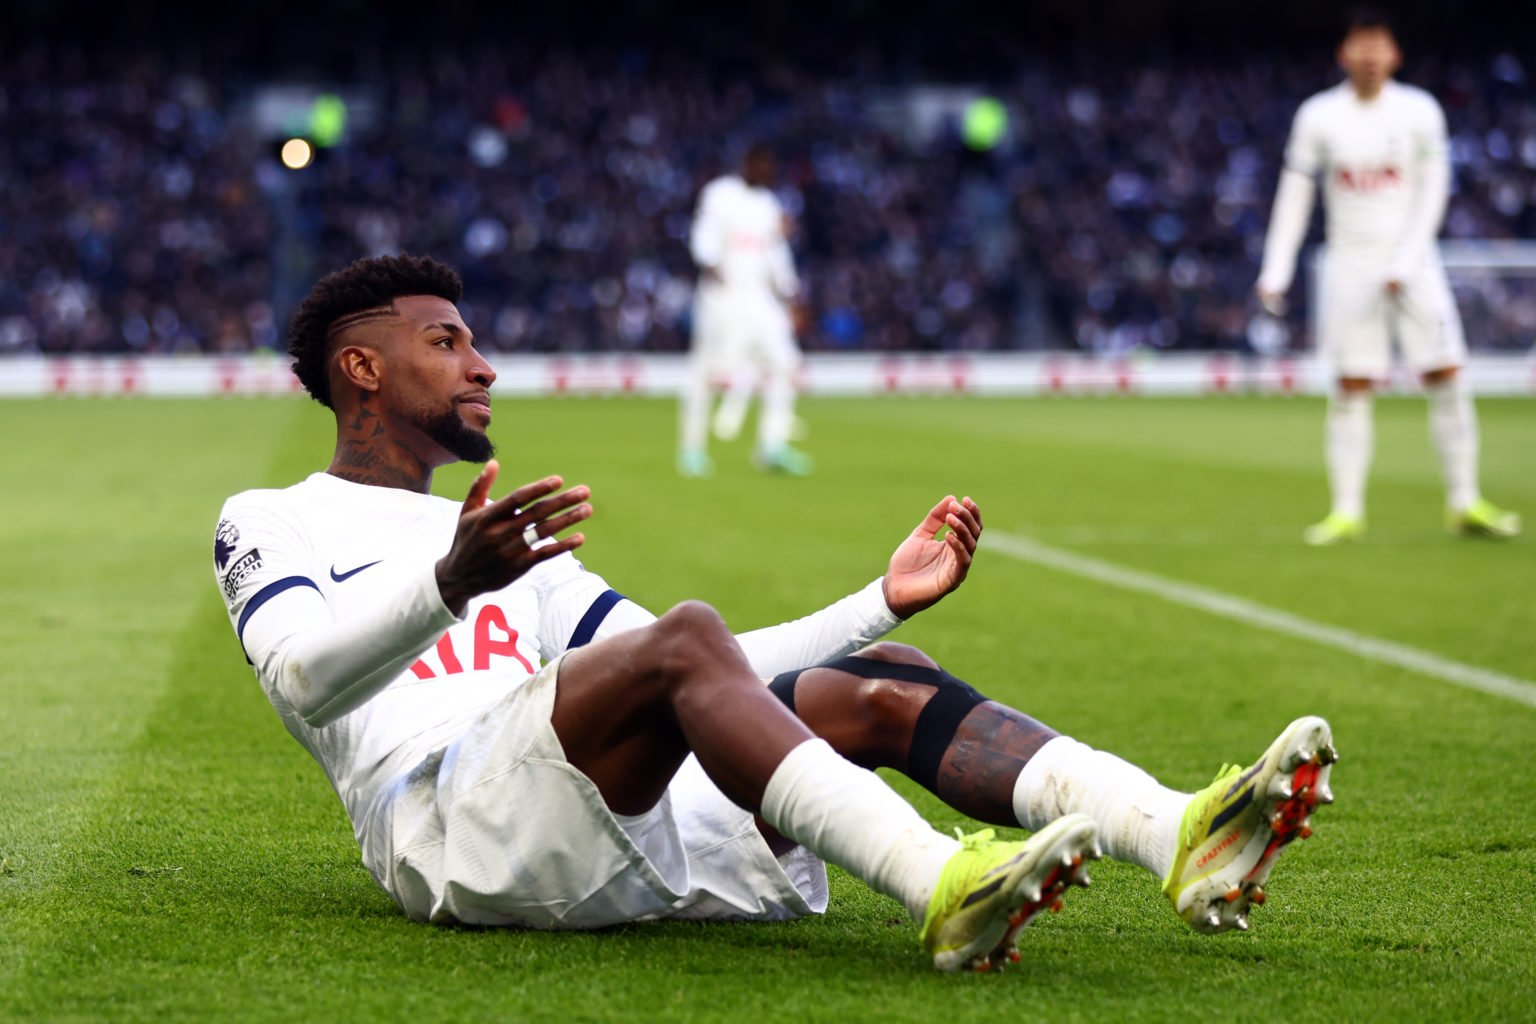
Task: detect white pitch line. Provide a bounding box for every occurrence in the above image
[987,530,1536,709]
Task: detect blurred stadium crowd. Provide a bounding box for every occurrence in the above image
[3,44,1535,357]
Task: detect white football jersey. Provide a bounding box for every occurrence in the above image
[215,473,622,830]
[214,471,901,879]
[689,175,798,299]
[1283,80,1448,260]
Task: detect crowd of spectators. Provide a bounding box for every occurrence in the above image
[3,42,1535,358]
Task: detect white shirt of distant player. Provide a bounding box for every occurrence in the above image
[1284,80,1448,260]
[216,473,633,829]
[689,174,798,299]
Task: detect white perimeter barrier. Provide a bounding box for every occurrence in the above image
[2,352,1534,398]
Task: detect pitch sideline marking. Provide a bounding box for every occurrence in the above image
[986,531,1536,710]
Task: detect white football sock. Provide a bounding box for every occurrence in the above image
[1326,390,1374,520]
[757,365,797,452]
[761,738,959,922]
[1012,736,1187,879]
[712,369,753,441]
[1425,376,1480,513]
[678,361,712,453]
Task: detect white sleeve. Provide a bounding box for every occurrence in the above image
[1257,171,1317,294]
[768,196,799,301]
[574,577,902,678]
[1389,98,1451,278]
[533,553,647,661]
[768,241,799,302]
[216,498,460,729]
[689,184,726,270]
[1281,101,1323,178]
[1258,104,1320,294]
[731,579,902,676]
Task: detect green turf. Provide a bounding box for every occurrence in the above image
[1,395,1532,1022]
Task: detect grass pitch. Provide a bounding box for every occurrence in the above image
[1,394,1533,1022]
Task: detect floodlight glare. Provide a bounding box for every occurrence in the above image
[962,97,1008,151]
[280,137,315,170]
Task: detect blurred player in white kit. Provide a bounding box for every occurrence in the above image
[1257,9,1521,545]
[679,144,813,478]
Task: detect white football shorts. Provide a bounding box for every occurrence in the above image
[691,286,800,378]
[365,655,828,929]
[1317,255,1466,378]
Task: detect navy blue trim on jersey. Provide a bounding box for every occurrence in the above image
[238,576,322,660]
[568,589,626,650]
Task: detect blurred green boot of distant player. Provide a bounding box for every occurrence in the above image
[1447,498,1521,539]
[1303,512,1364,546]
[677,448,714,479]
[755,444,814,477]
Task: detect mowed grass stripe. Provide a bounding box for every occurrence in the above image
[986,530,1536,709]
[0,399,335,1021]
[0,399,316,896]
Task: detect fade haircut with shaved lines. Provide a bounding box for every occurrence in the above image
[287,254,463,408]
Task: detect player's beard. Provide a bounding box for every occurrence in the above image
[418,405,496,463]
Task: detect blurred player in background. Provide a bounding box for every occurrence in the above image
[679,144,813,478]
[1257,9,1521,545]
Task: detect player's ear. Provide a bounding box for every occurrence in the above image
[334,344,383,395]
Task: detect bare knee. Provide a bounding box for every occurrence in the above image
[848,644,947,751]
[645,600,740,682]
[854,641,940,671]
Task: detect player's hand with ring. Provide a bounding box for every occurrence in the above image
[435,460,592,615]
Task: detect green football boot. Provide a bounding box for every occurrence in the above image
[753,444,815,477]
[1447,498,1521,539]
[1303,513,1364,546]
[920,815,1100,972]
[676,448,714,479]
[1163,716,1337,934]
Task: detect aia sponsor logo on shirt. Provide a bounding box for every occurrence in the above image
[222,549,264,601]
[727,230,770,251]
[1334,165,1403,192]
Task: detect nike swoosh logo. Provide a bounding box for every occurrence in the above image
[330,560,382,582]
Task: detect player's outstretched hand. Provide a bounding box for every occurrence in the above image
[435,460,592,615]
[882,495,982,619]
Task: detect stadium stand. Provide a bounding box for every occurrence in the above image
[2,43,1533,357]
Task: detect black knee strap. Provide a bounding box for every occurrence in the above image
[824,656,987,793]
[767,670,803,714]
